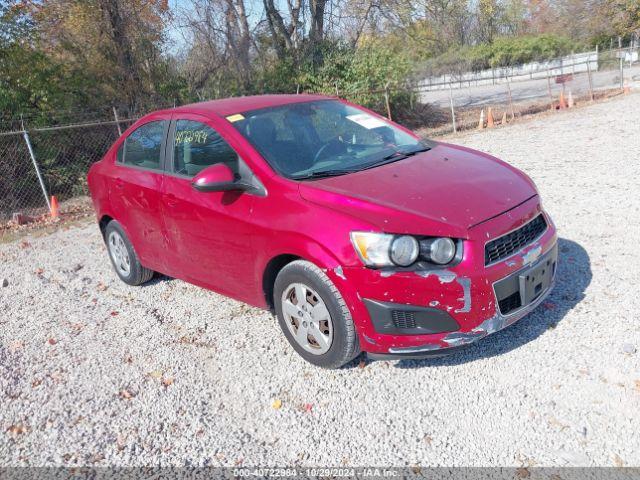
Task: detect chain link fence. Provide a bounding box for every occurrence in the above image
[412,46,639,136]
[0,118,135,224]
[0,132,43,221]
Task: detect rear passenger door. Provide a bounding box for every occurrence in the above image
[109,115,170,272]
[161,114,259,301]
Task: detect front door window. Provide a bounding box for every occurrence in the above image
[173,120,238,177]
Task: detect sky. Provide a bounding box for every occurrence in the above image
[165,0,268,54]
[166,0,193,52]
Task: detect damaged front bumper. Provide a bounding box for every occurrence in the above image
[369,242,558,360]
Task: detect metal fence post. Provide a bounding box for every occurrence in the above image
[22,130,51,212]
[619,37,624,91]
[546,67,554,109]
[448,83,457,133]
[587,59,594,101]
[384,82,392,120]
[506,78,515,120]
[112,106,122,136]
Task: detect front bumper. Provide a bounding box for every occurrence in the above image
[368,243,557,359]
[326,199,558,356]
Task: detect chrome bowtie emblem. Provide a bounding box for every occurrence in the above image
[522,246,542,265]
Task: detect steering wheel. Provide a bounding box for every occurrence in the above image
[313,138,347,164]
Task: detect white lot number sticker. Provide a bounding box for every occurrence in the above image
[346,113,387,129]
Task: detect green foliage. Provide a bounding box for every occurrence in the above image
[0,4,100,125]
[251,39,413,115]
[426,34,581,74]
[606,0,640,37]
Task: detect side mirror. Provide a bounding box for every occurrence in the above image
[191,163,252,193]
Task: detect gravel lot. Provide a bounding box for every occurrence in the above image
[1,94,639,468]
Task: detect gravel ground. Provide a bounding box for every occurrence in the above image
[1,94,640,468]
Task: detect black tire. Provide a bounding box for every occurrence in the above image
[274,260,360,368]
[104,220,154,286]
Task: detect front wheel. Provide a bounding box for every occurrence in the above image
[274,260,360,368]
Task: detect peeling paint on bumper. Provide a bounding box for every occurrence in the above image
[386,273,556,356]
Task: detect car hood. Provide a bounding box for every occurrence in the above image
[298,143,537,237]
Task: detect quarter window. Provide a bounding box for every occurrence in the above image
[173,120,238,177]
[117,121,166,170]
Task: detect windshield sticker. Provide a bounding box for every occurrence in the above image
[346,113,387,129]
[226,114,245,123]
[175,130,209,145]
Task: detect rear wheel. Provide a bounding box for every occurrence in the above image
[104,220,154,286]
[274,260,360,368]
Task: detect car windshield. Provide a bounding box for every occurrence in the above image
[229,100,429,180]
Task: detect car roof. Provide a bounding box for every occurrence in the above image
[162,94,334,118]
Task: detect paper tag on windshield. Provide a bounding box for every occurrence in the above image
[226,114,245,123]
[346,113,387,129]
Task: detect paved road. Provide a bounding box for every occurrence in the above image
[421,64,640,108]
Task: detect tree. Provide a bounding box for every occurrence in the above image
[177,0,254,98]
[32,0,171,110]
[476,0,502,44]
[605,0,640,38]
[0,2,74,119]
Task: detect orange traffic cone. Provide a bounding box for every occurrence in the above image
[50,196,59,220]
[501,111,507,125]
[486,107,495,128]
[624,84,631,95]
[477,109,485,130]
[559,91,567,109]
[567,90,574,108]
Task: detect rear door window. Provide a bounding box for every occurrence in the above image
[117,120,167,170]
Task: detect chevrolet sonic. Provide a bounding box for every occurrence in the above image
[88,94,558,368]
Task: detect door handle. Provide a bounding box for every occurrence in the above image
[114,178,125,190]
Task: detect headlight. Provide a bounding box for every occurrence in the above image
[351,232,420,267]
[350,232,394,267]
[351,232,457,268]
[420,237,456,265]
[390,235,420,266]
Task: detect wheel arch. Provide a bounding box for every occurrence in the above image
[97,214,137,254]
[98,214,114,240]
[259,236,347,311]
[262,254,301,312]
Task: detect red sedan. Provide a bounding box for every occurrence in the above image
[88,94,557,368]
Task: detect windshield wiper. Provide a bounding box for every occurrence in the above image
[293,169,359,180]
[292,146,432,180]
[363,145,432,170]
[403,146,432,155]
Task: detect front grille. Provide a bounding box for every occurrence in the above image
[498,291,522,315]
[485,214,547,265]
[391,310,416,329]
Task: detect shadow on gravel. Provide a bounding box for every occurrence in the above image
[141,273,174,287]
[379,237,591,369]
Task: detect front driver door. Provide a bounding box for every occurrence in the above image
[161,114,259,302]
